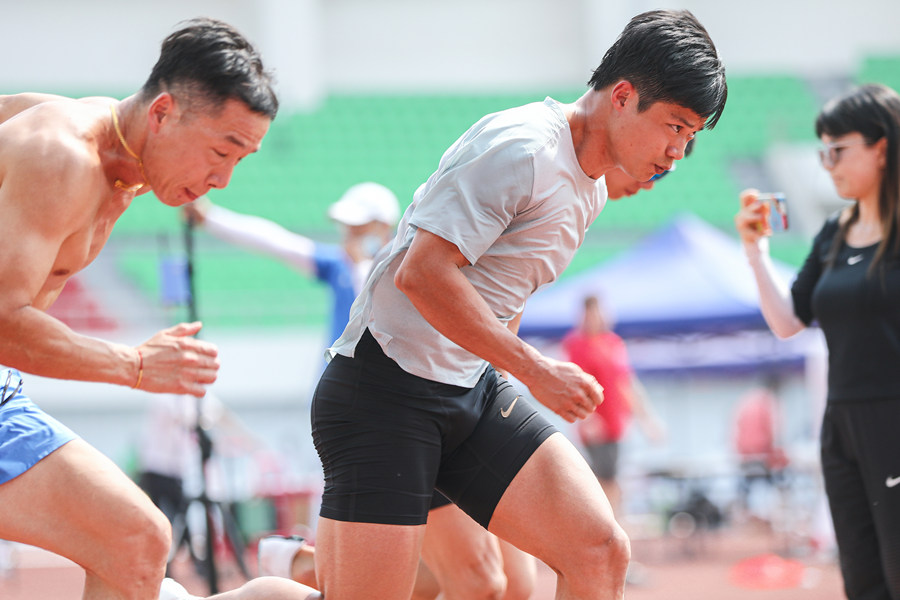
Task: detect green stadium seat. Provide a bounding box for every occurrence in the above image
[858,55,900,91]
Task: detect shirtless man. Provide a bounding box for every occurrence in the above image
[0,17,318,600]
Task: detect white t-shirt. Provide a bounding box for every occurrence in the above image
[329,97,606,387]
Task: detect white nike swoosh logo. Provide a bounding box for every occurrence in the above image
[886,476,900,488]
[848,254,864,265]
[500,395,519,418]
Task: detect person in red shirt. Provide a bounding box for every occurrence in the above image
[563,295,665,516]
[733,376,788,516]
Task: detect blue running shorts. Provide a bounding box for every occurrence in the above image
[0,370,78,485]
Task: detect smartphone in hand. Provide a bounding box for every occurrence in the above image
[758,193,788,233]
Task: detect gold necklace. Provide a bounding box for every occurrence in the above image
[110,104,149,192]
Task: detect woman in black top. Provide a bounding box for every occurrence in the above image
[736,83,900,599]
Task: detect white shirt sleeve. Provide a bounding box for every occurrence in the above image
[202,204,316,276]
[409,136,533,265]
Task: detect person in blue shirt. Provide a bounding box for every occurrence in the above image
[184,182,400,345]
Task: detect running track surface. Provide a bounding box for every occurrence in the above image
[0,522,844,599]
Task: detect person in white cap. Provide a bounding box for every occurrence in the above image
[183,182,410,589]
[183,181,400,346]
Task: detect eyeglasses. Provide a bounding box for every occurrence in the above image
[648,162,676,183]
[818,140,868,169]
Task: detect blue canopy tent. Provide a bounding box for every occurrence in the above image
[517,215,827,496]
[518,214,813,375]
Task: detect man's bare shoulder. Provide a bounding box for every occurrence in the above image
[0,96,117,222]
[0,93,115,127]
[0,93,69,124]
[0,96,114,169]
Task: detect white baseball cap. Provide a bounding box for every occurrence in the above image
[328,182,400,226]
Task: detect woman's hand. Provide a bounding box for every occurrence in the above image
[734,188,770,246]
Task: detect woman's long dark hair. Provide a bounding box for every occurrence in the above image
[815,83,900,275]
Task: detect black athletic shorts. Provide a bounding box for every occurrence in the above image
[311,329,557,527]
[430,490,453,510]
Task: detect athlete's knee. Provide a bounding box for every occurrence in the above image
[137,504,172,563]
[439,553,507,600]
[568,521,630,590]
[599,523,631,570]
[111,503,171,588]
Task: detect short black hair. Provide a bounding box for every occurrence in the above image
[140,17,278,120]
[587,9,727,129]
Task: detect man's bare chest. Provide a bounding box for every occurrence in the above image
[36,205,123,310]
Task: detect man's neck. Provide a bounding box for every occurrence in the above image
[565,90,616,180]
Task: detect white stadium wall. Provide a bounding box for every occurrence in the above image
[1,0,898,109]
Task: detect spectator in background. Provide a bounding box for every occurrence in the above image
[137,392,265,579]
[735,83,900,600]
[184,182,400,346]
[562,295,665,518]
[137,395,194,549]
[733,375,788,520]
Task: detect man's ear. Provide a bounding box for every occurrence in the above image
[609,80,636,111]
[147,92,175,133]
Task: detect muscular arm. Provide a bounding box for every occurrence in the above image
[0,109,217,396]
[0,142,138,385]
[394,229,601,422]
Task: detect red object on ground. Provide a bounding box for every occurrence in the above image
[729,553,806,589]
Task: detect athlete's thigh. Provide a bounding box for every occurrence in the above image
[314,516,424,600]
[0,438,163,566]
[312,345,446,526]
[488,432,619,566]
[437,374,556,528]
